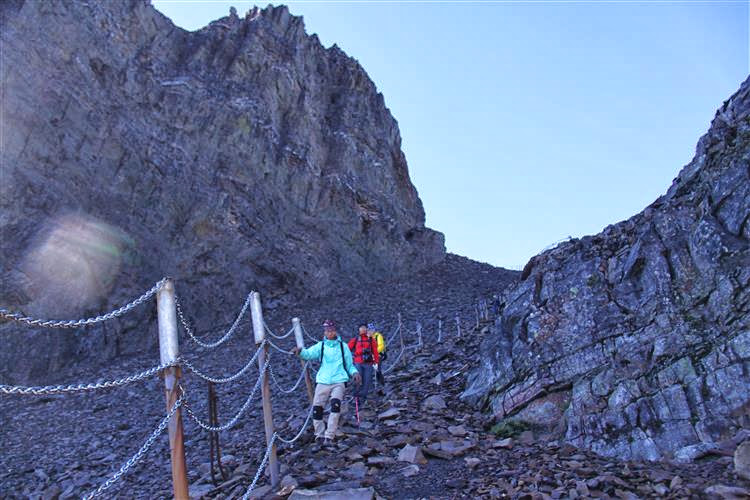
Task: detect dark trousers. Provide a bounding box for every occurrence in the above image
[352,363,373,403]
[377,351,387,385]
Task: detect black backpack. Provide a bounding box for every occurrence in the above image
[319,339,353,383]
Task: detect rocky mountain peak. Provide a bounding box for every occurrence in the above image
[0,0,444,383]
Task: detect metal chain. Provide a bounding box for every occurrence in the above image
[263,321,295,340]
[276,404,314,444]
[241,433,278,500]
[181,341,264,384]
[301,324,318,343]
[0,362,176,395]
[176,292,252,349]
[383,322,409,375]
[383,344,406,374]
[183,355,270,432]
[83,391,184,499]
[0,279,167,329]
[268,362,308,394]
[267,339,295,355]
[385,323,400,348]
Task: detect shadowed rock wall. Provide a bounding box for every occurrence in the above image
[463,77,750,460]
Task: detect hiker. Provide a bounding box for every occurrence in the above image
[292,319,360,448]
[348,323,379,408]
[368,323,387,389]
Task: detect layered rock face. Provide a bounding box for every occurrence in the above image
[0,1,444,382]
[463,78,750,460]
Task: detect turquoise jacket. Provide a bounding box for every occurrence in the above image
[299,336,358,385]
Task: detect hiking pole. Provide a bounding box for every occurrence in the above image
[355,397,360,425]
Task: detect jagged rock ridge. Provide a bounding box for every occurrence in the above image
[463,77,750,461]
[0,0,444,383]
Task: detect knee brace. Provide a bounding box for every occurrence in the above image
[313,405,324,420]
[330,398,341,413]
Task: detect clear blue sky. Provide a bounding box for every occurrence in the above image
[154,0,748,269]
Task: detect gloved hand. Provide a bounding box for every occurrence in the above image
[374,364,379,371]
[292,346,302,355]
[353,372,362,386]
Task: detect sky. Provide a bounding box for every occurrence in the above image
[153,0,748,270]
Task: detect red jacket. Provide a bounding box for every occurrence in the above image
[348,334,380,365]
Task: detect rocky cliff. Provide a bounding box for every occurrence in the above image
[0,0,444,383]
[463,77,750,461]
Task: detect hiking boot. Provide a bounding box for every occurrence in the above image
[323,438,337,450]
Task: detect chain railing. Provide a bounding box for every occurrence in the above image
[264,321,295,340]
[181,340,264,384]
[385,323,401,348]
[301,324,318,343]
[0,361,177,395]
[268,362,309,394]
[83,391,185,499]
[1,280,494,499]
[0,279,167,329]
[276,404,314,444]
[240,433,278,500]
[268,339,295,355]
[182,355,270,432]
[176,293,252,349]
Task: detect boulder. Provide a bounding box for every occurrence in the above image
[397,444,428,465]
[422,395,447,411]
[735,440,750,481]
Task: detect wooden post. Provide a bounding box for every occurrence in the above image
[438,318,442,343]
[455,313,461,337]
[475,304,480,328]
[292,317,315,404]
[250,291,279,487]
[416,321,422,350]
[156,279,190,500]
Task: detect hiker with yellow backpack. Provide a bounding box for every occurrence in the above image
[368,323,388,391]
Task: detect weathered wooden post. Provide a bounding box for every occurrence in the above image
[438,318,443,343]
[455,313,461,337]
[475,304,480,328]
[416,321,423,350]
[292,317,315,404]
[156,278,190,500]
[250,291,279,487]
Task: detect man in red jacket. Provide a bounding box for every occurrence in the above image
[348,323,379,408]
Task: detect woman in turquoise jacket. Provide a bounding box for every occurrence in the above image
[293,319,360,447]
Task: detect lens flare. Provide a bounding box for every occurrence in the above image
[21,214,129,317]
